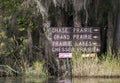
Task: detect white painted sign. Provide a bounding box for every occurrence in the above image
[59,53,72,58]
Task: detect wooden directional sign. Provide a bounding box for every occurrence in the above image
[51,27,101,53]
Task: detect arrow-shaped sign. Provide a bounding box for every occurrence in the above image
[93,29,99,32]
[93,36,99,39]
[93,42,98,46]
[96,48,100,52]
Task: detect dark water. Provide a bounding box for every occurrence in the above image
[0,77,120,83]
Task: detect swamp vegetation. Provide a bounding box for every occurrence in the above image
[0,0,120,77]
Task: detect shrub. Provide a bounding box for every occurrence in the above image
[72,49,120,77]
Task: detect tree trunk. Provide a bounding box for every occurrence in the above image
[27,28,33,62]
[73,12,82,27]
[114,12,120,53]
[107,12,114,51]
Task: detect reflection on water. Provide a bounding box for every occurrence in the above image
[0,77,46,83]
[48,78,72,83]
[0,77,120,83]
[72,78,120,83]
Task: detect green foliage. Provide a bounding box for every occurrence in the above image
[0,0,44,77]
[0,30,8,56]
[24,61,47,77]
[0,0,22,18]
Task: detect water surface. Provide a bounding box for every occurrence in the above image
[0,77,120,83]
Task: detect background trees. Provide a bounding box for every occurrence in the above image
[0,0,120,74]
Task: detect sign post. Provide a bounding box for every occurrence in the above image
[51,27,101,76]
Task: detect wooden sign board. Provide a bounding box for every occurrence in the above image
[51,27,101,53]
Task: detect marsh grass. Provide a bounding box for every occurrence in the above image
[24,61,47,77]
[72,49,120,77]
